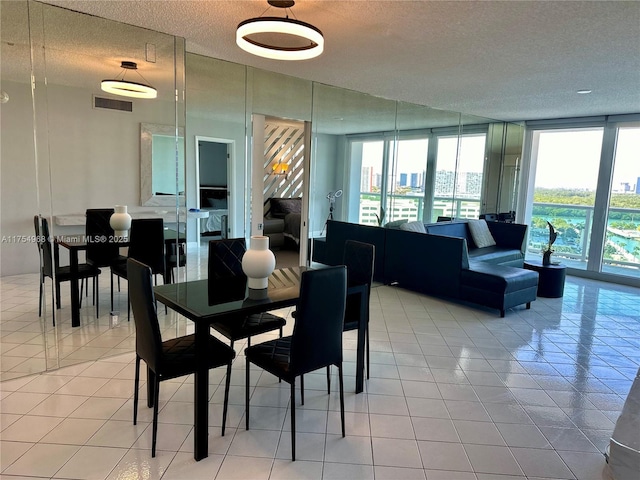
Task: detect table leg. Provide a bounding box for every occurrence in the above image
[69,248,81,327]
[194,321,209,460]
[355,289,368,394]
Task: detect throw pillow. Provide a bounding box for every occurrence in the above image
[468,219,497,248]
[385,219,409,229]
[400,221,426,234]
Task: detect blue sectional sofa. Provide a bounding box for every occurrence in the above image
[324,220,538,317]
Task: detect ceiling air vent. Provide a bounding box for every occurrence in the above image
[93,95,133,112]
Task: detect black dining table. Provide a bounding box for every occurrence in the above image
[153,266,368,461]
[55,229,185,327]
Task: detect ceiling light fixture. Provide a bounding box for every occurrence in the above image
[236,0,324,61]
[577,89,592,94]
[101,61,157,99]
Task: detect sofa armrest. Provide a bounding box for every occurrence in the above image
[486,221,528,253]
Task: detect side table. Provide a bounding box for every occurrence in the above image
[524,260,566,298]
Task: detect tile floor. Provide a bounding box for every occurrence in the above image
[2,271,639,479]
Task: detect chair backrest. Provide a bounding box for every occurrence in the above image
[40,217,54,279]
[127,258,163,372]
[128,218,165,275]
[86,208,118,267]
[208,238,246,280]
[290,266,347,375]
[343,240,375,293]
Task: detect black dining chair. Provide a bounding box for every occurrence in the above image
[207,238,286,349]
[342,240,375,380]
[245,266,347,461]
[36,216,101,325]
[111,218,165,320]
[86,208,126,316]
[128,258,235,457]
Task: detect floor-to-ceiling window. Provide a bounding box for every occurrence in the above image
[385,137,429,223]
[523,117,640,284]
[351,129,488,225]
[602,124,640,277]
[357,140,386,225]
[525,127,604,270]
[432,133,487,222]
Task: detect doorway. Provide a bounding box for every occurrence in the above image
[195,136,234,245]
[251,115,311,268]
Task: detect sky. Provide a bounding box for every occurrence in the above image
[535,127,640,190]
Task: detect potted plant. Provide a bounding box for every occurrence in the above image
[542,221,557,266]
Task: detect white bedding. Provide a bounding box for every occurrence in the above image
[202,208,228,232]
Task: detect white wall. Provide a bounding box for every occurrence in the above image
[0,80,40,275]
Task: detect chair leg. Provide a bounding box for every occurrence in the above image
[38,277,43,317]
[366,327,370,380]
[110,273,114,311]
[245,356,250,430]
[85,277,89,297]
[326,366,331,394]
[118,276,121,292]
[133,355,140,425]
[79,279,84,308]
[291,380,296,461]
[51,280,56,327]
[55,280,61,309]
[127,287,130,321]
[151,377,160,458]
[338,364,345,437]
[222,361,232,436]
[95,276,99,318]
[278,328,283,382]
[300,374,304,406]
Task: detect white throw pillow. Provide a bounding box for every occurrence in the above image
[399,221,426,234]
[468,219,497,248]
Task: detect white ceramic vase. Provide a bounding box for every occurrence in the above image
[242,235,276,289]
[109,205,132,239]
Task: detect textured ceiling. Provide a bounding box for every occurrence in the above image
[25,1,640,121]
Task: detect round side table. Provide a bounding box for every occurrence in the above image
[524,260,567,298]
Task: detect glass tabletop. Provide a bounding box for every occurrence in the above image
[153,266,309,322]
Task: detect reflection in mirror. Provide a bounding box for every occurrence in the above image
[140,123,186,206]
[0,1,185,379]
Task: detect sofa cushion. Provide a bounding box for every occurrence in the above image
[400,221,426,234]
[468,219,496,248]
[468,246,523,265]
[269,197,301,218]
[425,221,471,243]
[460,263,538,294]
[263,218,284,234]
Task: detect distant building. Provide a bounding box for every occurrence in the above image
[636,177,640,194]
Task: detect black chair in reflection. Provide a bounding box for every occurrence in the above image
[86,208,125,317]
[165,241,186,284]
[207,238,286,349]
[128,258,235,457]
[111,218,165,320]
[245,266,347,461]
[35,216,100,325]
[342,240,375,379]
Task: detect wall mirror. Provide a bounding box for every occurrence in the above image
[140,122,186,206]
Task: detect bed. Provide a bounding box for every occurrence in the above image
[200,192,228,235]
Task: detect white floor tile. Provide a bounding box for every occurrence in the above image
[3,443,80,477]
[372,437,422,468]
[55,445,127,480]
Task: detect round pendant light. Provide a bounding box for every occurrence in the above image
[236,0,324,61]
[101,61,157,99]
